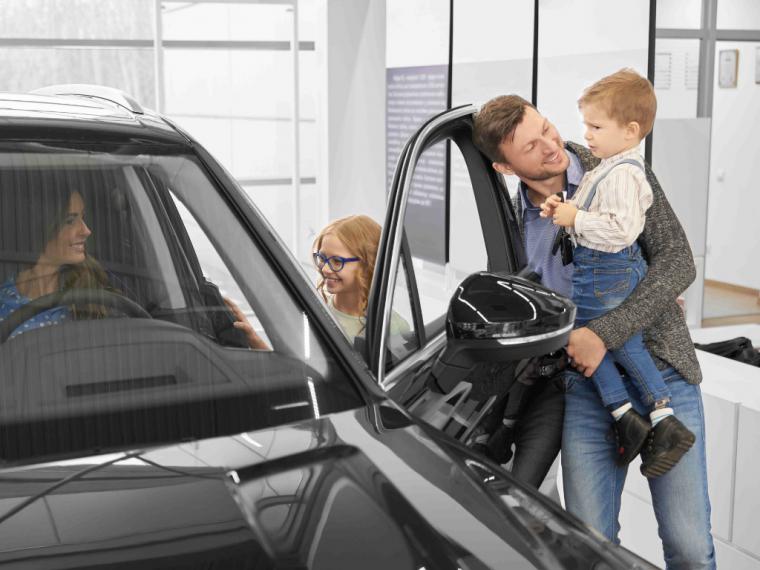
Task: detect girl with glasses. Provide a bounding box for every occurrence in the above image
[312,215,408,344]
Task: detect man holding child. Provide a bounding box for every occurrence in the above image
[473,69,715,569]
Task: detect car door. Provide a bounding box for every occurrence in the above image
[365,105,526,441]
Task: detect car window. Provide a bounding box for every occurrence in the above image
[0,143,362,463]
[169,192,271,348]
[401,142,489,339]
[385,254,418,366]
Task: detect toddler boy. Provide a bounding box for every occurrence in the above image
[542,69,695,477]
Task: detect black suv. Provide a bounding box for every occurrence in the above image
[0,86,653,569]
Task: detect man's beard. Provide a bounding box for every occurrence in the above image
[522,169,564,182]
[519,149,568,182]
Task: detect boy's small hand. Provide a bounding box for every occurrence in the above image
[552,202,577,227]
[540,194,562,218]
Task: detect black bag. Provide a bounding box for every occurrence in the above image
[694,336,760,367]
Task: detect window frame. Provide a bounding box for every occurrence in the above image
[366,106,523,389]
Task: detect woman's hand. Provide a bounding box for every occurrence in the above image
[223,297,271,351]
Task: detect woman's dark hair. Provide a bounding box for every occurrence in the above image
[30,183,111,319]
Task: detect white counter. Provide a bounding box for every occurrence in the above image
[691,324,760,348]
[616,325,760,568]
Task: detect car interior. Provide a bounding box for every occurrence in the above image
[0,152,264,346]
[0,148,362,464]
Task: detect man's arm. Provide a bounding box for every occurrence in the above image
[585,165,696,351]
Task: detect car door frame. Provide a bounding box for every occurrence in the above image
[366,104,526,391]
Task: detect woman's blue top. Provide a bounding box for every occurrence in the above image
[0,276,69,339]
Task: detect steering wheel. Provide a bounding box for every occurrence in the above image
[0,288,151,343]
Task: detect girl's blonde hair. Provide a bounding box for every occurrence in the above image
[312,214,382,316]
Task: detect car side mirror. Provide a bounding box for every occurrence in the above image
[431,272,575,393]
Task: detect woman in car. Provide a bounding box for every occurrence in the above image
[0,187,111,339]
[312,214,409,344]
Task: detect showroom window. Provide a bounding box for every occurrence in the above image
[0,0,316,256]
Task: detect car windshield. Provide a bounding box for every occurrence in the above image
[0,142,362,464]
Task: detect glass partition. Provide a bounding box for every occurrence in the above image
[0,0,317,258]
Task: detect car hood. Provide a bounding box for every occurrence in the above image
[0,403,654,569]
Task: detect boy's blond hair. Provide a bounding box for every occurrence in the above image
[578,68,657,138]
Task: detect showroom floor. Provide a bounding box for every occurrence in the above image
[702,281,760,327]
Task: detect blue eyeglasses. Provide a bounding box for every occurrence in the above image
[313,251,360,272]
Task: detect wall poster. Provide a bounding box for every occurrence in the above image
[386,65,449,263]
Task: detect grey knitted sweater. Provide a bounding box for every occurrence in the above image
[513,142,702,384]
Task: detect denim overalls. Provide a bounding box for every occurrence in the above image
[570,159,670,409]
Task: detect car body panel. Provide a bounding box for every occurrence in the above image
[0,405,654,569]
[0,409,532,568]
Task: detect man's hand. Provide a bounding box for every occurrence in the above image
[551,202,577,228]
[567,327,606,377]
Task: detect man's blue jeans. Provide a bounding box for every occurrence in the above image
[562,367,716,569]
[573,244,671,409]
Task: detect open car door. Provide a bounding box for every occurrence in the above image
[367,105,574,440]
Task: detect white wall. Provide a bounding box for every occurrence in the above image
[449,0,534,246]
[652,118,711,326]
[451,0,533,67]
[717,0,760,30]
[317,0,387,231]
[656,0,702,30]
[537,0,649,146]
[162,2,300,41]
[451,0,533,236]
[386,0,448,68]
[451,0,534,108]
[705,41,760,290]
[652,38,707,325]
[654,38,700,119]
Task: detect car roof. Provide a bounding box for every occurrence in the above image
[0,92,189,146]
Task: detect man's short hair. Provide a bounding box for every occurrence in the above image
[578,68,657,138]
[473,95,535,164]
